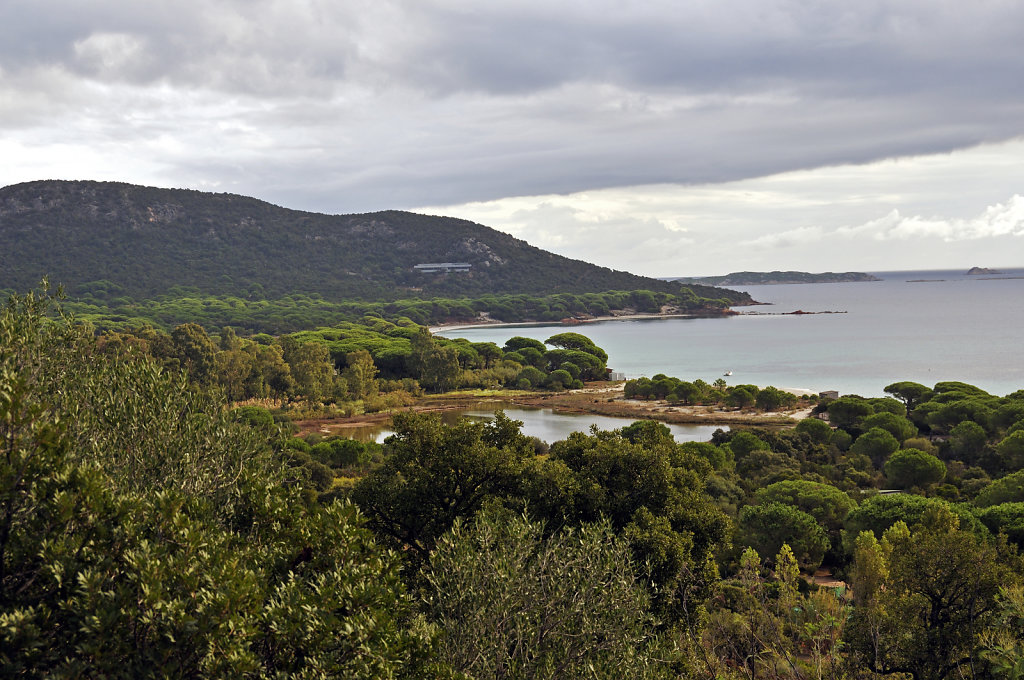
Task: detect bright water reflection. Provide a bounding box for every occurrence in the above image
[338,405,726,444]
[438,269,1024,397]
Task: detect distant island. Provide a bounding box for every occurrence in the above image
[966,266,1002,275]
[666,270,881,286]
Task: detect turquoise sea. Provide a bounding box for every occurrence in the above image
[439,269,1024,398]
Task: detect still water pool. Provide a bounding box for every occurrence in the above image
[338,404,725,444]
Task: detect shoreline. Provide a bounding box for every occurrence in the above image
[430,310,735,334]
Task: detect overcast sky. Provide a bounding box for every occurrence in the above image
[3,0,1024,276]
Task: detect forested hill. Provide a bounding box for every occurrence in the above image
[0,180,749,304]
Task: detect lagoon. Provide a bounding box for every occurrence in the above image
[438,269,1024,398]
[339,405,726,444]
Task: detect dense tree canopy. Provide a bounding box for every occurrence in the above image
[846,508,1015,680]
[6,285,1024,676]
[883,448,947,489]
[351,411,534,562]
[425,511,666,679]
[738,502,830,572]
[0,288,438,677]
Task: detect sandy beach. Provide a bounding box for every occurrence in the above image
[429,310,732,334]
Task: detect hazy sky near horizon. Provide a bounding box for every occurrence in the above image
[3,1,1024,276]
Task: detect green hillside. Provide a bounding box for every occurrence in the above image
[0,180,750,305]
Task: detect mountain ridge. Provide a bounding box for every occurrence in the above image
[0,180,750,305]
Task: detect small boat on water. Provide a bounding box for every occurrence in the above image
[723,371,733,376]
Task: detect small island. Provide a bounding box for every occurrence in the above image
[966,266,1002,275]
[667,270,881,286]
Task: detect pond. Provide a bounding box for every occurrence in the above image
[336,404,727,444]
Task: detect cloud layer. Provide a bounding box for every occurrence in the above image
[418,139,1024,276]
[4,0,1024,215]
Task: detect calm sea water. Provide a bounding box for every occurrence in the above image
[343,405,725,444]
[439,269,1024,398]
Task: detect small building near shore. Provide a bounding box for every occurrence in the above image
[609,371,626,381]
[414,262,472,273]
[819,390,839,400]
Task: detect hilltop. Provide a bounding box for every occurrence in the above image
[0,180,750,305]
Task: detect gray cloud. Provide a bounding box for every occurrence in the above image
[3,1,1024,214]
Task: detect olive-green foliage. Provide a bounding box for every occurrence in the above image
[755,385,798,411]
[818,385,1024,481]
[106,316,614,397]
[737,502,830,572]
[976,503,1024,548]
[704,544,851,680]
[281,335,336,403]
[426,511,667,680]
[927,399,998,435]
[504,336,547,353]
[544,348,605,381]
[292,317,418,379]
[949,420,989,464]
[310,437,372,469]
[410,327,463,393]
[62,276,748,336]
[976,470,1024,507]
[231,404,276,432]
[679,441,731,471]
[845,508,1013,680]
[795,417,832,443]
[997,431,1024,472]
[623,376,654,400]
[0,288,437,677]
[868,397,909,416]
[754,480,855,533]
[4,290,276,509]
[341,349,379,401]
[979,584,1024,680]
[710,427,849,494]
[827,397,875,430]
[170,322,218,384]
[843,494,988,553]
[884,381,934,415]
[861,411,918,443]
[351,411,535,563]
[883,448,946,489]
[831,428,853,451]
[728,430,771,458]
[850,427,900,468]
[545,368,575,390]
[516,365,547,389]
[544,332,609,362]
[726,384,758,409]
[995,402,1024,431]
[526,425,730,625]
